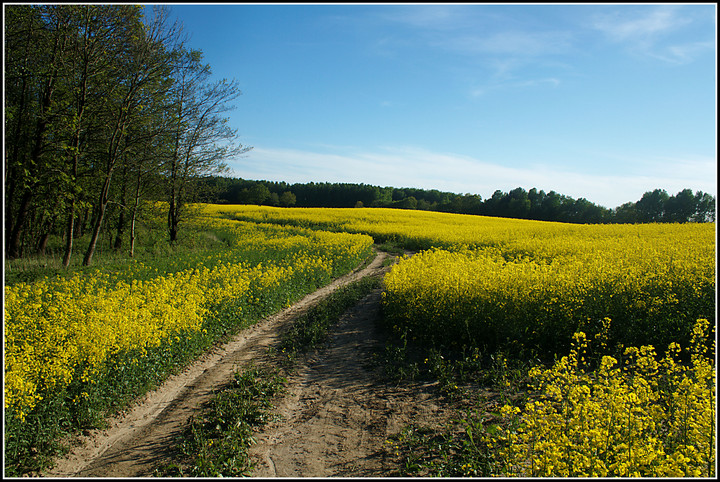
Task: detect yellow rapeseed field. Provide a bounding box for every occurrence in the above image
[5,204,714,477]
[216,205,714,355]
[210,205,715,477]
[4,209,373,422]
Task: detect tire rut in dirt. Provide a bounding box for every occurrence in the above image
[249,286,452,478]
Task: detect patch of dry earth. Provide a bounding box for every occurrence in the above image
[249,286,452,477]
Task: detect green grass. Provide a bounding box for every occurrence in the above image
[155,365,287,477]
[386,409,504,477]
[3,211,227,286]
[276,276,383,363]
[153,275,384,476]
[376,320,538,477]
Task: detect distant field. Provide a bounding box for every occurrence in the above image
[218,205,715,353]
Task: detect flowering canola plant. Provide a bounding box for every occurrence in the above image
[4,210,373,422]
[491,319,715,477]
[207,205,714,357]
[382,237,714,357]
[216,206,715,477]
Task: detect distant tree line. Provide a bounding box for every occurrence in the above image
[199,177,716,224]
[4,4,250,263]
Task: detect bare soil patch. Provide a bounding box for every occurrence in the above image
[43,251,452,477]
[249,284,453,477]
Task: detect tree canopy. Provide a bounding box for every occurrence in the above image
[4,4,251,263]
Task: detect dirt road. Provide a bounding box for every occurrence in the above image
[43,251,450,478]
[249,277,450,477]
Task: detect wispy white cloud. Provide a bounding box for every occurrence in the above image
[368,6,576,97]
[437,30,573,58]
[470,76,560,98]
[369,6,575,70]
[376,4,486,31]
[592,6,685,41]
[229,145,716,209]
[590,5,714,64]
[633,155,717,184]
[648,40,715,64]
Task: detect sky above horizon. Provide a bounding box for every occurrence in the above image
[160,3,716,209]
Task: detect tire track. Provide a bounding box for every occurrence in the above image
[249,263,453,477]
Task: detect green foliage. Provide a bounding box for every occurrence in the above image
[155,366,286,477]
[386,413,504,477]
[198,176,716,225]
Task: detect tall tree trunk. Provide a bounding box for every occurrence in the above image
[129,207,138,258]
[168,195,179,243]
[129,170,142,258]
[82,216,102,266]
[36,231,51,256]
[62,21,89,267]
[114,150,129,250]
[83,106,129,266]
[82,176,111,266]
[62,200,75,267]
[114,208,125,251]
[7,191,33,259]
[63,121,83,267]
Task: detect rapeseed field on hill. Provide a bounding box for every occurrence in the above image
[222,205,714,356]
[216,205,716,477]
[5,204,714,477]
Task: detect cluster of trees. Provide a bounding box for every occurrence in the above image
[5,5,250,264]
[475,187,715,223]
[613,188,716,223]
[201,177,716,225]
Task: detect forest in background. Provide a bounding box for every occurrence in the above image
[5,5,249,264]
[198,176,716,225]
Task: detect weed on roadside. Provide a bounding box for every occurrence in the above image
[377,333,537,477]
[154,275,384,477]
[154,365,286,477]
[385,408,505,477]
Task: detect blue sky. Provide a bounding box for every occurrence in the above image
[160,3,716,209]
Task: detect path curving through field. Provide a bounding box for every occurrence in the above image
[43,250,450,477]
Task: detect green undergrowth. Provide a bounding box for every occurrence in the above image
[155,365,286,477]
[386,409,503,477]
[377,326,537,477]
[153,273,384,477]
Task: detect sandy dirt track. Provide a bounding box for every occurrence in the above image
[43,250,451,478]
[248,284,450,477]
